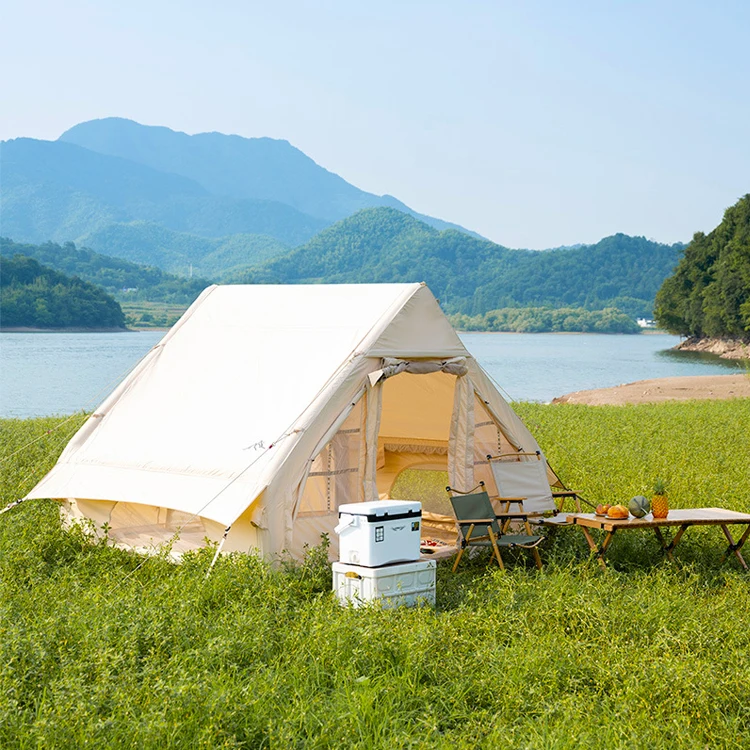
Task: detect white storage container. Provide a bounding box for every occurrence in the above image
[332,560,436,608]
[335,500,421,567]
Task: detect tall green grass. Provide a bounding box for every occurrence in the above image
[1,402,750,749]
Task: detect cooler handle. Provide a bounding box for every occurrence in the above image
[334,516,357,535]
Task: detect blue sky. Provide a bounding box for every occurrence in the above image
[2,0,748,248]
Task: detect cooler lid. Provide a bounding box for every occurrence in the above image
[338,500,421,520]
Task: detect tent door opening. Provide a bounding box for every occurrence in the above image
[293,363,530,559]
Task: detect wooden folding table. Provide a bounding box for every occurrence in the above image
[565,508,750,569]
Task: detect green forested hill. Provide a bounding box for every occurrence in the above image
[77,222,289,278]
[231,208,683,317]
[0,255,126,329]
[0,238,209,304]
[655,195,750,337]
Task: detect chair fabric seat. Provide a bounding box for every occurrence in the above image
[530,514,571,526]
[498,533,543,547]
[467,533,542,548]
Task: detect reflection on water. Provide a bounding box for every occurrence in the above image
[654,347,746,370]
[1,331,746,417]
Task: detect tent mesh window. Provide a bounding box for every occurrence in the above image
[472,396,519,495]
[298,401,363,516]
[390,467,451,516]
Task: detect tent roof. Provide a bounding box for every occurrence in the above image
[27,283,469,525]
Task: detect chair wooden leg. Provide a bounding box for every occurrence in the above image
[452,523,475,572]
[521,516,543,569]
[487,527,505,570]
[451,545,465,573]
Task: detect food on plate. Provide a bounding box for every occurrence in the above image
[606,504,629,519]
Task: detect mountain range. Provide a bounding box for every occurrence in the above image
[230,208,683,318]
[0,118,477,274]
[1,117,687,322]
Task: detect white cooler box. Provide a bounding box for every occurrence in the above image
[333,560,436,608]
[335,500,421,567]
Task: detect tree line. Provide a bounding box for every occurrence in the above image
[450,307,640,334]
[232,208,683,320]
[655,195,750,338]
[0,238,209,304]
[0,255,125,329]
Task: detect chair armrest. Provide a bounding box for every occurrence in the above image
[552,490,584,512]
[455,518,495,526]
[455,514,529,527]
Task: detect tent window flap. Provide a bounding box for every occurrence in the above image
[297,399,364,517]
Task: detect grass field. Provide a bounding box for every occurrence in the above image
[1,401,750,748]
[119,301,190,329]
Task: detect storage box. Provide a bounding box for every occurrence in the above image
[332,559,436,608]
[335,500,421,567]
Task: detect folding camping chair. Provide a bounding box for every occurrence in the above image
[487,451,589,528]
[446,483,544,572]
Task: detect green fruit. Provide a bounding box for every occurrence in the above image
[628,495,651,518]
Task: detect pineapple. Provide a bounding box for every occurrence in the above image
[651,478,668,518]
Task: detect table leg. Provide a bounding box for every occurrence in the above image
[665,524,689,558]
[719,525,749,570]
[653,526,674,562]
[579,526,609,569]
[600,531,615,557]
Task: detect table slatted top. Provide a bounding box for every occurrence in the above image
[566,507,750,530]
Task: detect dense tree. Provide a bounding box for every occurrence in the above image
[231,208,683,319]
[0,238,209,304]
[0,255,125,329]
[450,307,640,334]
[654,195,750,337]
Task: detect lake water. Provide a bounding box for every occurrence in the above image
[0,331,744,418]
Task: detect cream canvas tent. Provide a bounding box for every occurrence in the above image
[26,283,561,560]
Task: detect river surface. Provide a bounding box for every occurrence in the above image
[0,331,744,418]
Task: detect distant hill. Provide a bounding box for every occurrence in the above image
[77,222,289,278]
[655,194,750,337]
[0,254,125,329]
[0,238,210,304]
[230,207,684,318]
[1,119,480,269]
[0,137,327,248]
[59,117,478,234]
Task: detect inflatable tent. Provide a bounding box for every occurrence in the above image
[27,283,561,559]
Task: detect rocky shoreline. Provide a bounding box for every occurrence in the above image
[676,336,750,360]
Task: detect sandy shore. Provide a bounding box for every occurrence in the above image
[552,374,750,405]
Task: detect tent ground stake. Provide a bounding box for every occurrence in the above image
[205,526,232,579]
